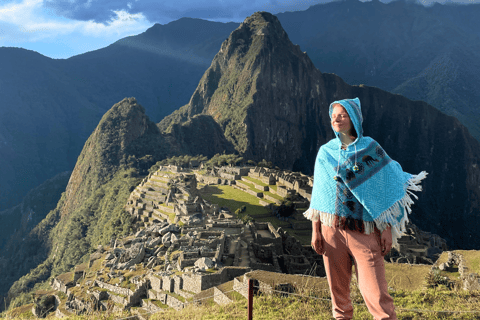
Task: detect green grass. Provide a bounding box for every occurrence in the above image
[241,176,268,187]
[163,291,186,303]
[384,263,431,292]
[235,180,262,193]
[263,191,283,201]
[457,250,480,274]
[199,185,270,217]
[145,286,480,320]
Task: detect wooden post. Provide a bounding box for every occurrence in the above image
[248,278,253,320]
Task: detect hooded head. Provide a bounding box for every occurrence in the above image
[329,97,363,141]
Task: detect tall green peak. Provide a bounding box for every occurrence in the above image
[4,98,168,308]
[63,97,166,216]
[159,11,322,157]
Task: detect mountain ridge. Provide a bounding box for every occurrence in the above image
[3,0,480,212]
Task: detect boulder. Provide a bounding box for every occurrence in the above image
[160,224,179,235]
[154,247,164,256]
[162,232,172,244]
[194,257,214,270]
[135,229,146,238]
[117,243,145,270]
[105,253,115,261]
[148,237,163,248]
[146,256,158,269]
[113,248,124,257]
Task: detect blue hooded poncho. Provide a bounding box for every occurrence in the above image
[303,98,427,246]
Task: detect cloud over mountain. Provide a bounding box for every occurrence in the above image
[42,0,333,24]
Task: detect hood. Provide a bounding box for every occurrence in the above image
[329,97,364,142]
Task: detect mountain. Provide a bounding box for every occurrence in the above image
[160,11,480,251]
[0,171,70,307]
[3,0,480,216]
[3,98,165,309]
[0,48,102,211]
[0,171,70,257]
[2,97,234,310]
[0,19,237,211]
[275,0,480,140]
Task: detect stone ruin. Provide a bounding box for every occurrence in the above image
[433,251,480,291]
[197,165,447,264]
[40,165,448,318]
[386,223,447,264]
[43,166,323,317]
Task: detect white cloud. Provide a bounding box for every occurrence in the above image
[0,0,151,45]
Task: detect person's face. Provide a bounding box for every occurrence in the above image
[331,104,353,135]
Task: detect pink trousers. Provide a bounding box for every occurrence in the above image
[321,224,397,320]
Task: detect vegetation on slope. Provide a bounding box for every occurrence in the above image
[7,167,142,309]
[5,98,168,310]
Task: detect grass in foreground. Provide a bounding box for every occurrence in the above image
[13,288,478,320]
[435,250,480,275]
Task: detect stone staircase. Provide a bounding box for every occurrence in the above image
[125,170,187,226]
[238,226,254,268]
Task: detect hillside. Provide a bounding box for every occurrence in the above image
[2,164,476,319]
[0,171,70,305]
[0,19,237,211]
[3,98,168,309]
[276,0,480,140]
[2,97,242,311]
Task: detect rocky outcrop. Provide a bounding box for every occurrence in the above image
[159,12,480,250]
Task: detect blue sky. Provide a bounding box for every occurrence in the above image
[0,0,477,59]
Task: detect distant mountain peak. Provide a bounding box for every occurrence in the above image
[160,10,323,157]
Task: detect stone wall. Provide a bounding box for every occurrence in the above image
[181,267,249,294]
[263,194,282,205]
[436,251,480,291]
[195,173,221,185]
[128,281,149,307]
[213,287,232,305]
[141,298,165,313]
[220,172,240,180]
[182,273,203,293]
[233,277,248,299]
[214,234,226,262]
[222,167,250,176]
[165,294,184,310]
[95,280,133,297]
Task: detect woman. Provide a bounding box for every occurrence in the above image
[304,98,427,320]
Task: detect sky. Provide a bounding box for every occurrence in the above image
[0,0,478,59]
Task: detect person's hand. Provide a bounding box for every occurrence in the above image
[311,231,325,255]
[380,226,392,256]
